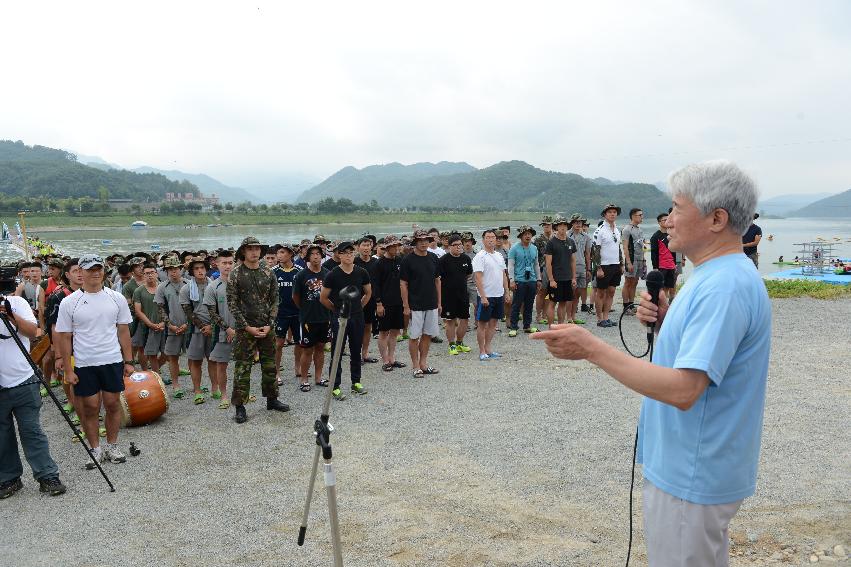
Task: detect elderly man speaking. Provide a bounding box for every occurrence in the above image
[534,160,771,567]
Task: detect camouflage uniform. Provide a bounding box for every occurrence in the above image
[227,238,279,406]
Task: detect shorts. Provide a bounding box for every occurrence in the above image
[475,296,505,322]
[131,323,147,348]
[575,267,588,290]
[377,304,404,332]
[276,315,300,339]
[624,257,645,279]
[442,291,470,320]
[660,268,677,289]
[363,300,377,328]
[73,362,125,397]
[164,334,184,357]
[596,264,622,289]
[187,333,212,361]
[550,281,574,303]
[539,264,549,290]
[209,340,233,363]
[409,309,440,339]
[300,321,331,348]
[143,329,164,356]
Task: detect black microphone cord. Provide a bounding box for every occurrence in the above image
[625,338,652,567]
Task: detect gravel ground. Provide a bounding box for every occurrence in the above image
[3,298,849,567]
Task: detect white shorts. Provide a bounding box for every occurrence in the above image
[642,481,742,567]
[408,309,440,340]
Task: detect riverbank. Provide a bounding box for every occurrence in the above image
[7,211,525,231]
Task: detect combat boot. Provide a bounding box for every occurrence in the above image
[234,405,248,423]
[266,398,290,412]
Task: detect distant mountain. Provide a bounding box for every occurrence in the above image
[300,160,672,217]
[298,161,477,203]
[790,188,851,217]
[230,172,322,204]
[0,140,198,201]
[75,153,123,170]
[758,192,834,216]
[132,167,259,204]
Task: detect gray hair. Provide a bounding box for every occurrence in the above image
[667,160,759,235]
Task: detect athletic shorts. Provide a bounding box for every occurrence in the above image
[363,300,377,328]
[575,269,587,290]
[596,264,622,289]
[164,334,184,357]
[187,333,212,361]
[475,296,504,322]
[74,362,124,397]
[276,315,300,339]
[539,264,549,290]
[131,323,147,348]
[624,257,645,279]
[550,281,574,302]
[209,340,233,363]
[660,268,677,289]
[300,321,331,348]
[377,304,404,332]
[409,309,440,339]
[143,329,164,356]
[442,291,470,320]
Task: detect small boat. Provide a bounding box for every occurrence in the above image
[101,239,112,245]
[131,220,148,228]
[207,223,221,228]
[150,244,161,251]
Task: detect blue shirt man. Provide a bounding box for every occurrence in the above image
[507,240,539,283]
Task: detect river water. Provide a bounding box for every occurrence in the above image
[3,217,850,278]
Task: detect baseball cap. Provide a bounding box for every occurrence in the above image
[79,254,105,270]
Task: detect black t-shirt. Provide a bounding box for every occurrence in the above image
[544,236,577,281]
[292,266,331,324]
[322,265,370,314]
[353,256,380,298]
[374,256,402,306]
[400,252,439,311]
[322,257,340,271]
[742,224,762,255]
[439,253,472,297]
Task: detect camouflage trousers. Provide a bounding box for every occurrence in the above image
[230,330,278,406]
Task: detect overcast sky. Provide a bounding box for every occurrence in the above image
[2,1,849,197]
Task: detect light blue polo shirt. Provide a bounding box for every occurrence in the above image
[508,242,538,283]
[638,253,771,505]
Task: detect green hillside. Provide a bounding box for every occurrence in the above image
[0,140,199,201]
[790,187,851,217]
[301,160,672,218]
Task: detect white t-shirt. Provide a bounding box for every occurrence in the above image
[55,287,133,368]
[0,296,37,388]
[472,249,506,297]
[593,222,622,266]
[429,247,446,258]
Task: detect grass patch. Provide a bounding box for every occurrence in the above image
[764,279,851,299]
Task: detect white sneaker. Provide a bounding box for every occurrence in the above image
[103,443,127,464]
[85,446,104,470]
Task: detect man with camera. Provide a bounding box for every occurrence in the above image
[0,268,66,498]
[534,161,771,567]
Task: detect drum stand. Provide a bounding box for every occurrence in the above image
[297,286,360,567]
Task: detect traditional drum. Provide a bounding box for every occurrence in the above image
[119,370,169,427]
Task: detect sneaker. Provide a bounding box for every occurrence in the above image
[456,342,471,353]
[234,405,248,423]
[39,386,48,398]
[85,447,104,470]
[448,344,459,355]
[606,319,618,327]
[38,476,66,496]
[0,477,23,499]
[332,388,346,401]
[524,327,539,333]
[538,318,548,325]
[351,383,368,395]
[572,318,586,325]
[479,354,490,361]
[488,352,502,358]
[61,402,73,413]
[103,443,127,464]
[596,320,607,328]
[508,329,518,337]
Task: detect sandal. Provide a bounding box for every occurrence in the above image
[361,357,379,364]
[382,363,394,372]
[194,393,206,405]
[299,382,311,392]
[247,394,257,403]
[201,386,210,393]
[211,391,222,400]
[72,430,86,443]
[218,400,230,410]
[316,379,329,387]
[276,377,283,386]
[422,366,439,375]
[98,426,107,438]
[173,389,185,399]
[70,414,80,426]
[412,369,424,378]
[392,361,407,368]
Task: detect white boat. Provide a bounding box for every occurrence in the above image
[131,220,148,228]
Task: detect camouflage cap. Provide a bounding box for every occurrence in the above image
[460,231,476,243]
[539,215,554,226]
[516,224,537,236]
[236,236,263,260]
[412,229,434,241]
[48,258,65,269]
[600,203,621,216]
[313,234,328,243]
[128,256,146,266]
[569,213,583,224]
[552,214,571,227]
[383,234,401,246]
[439,230,451,239]
[163,256,182,269]
[299,238,312,247]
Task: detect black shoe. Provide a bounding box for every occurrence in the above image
[38,476,66,496]
[430,336,444,343]
[0,478,23,499]
[266,398,290,412]
[234,405,248,423]
[581,304,589,312]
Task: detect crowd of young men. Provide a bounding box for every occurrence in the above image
[2,205,688,492]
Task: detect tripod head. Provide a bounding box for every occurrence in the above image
[337,285,361,318]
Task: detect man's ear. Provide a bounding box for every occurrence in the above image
[709,208,730,234]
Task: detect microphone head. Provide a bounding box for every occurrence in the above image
[338,285,361,303]
[645,270,664,295]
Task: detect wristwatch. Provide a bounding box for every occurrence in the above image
[123,360,134,365]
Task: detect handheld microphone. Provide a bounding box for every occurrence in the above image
[645,270,664,344]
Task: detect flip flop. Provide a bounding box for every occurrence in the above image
[211,391,222,400]
[70,414,80,426]
[98,426,107,438]
[247,394,257,403]
[194,393,206,405]
[218,400,230,410]
[422,367,439,375]
[392,361,407,368]
[382,363,394,372]
[173,389,185,399]
[299,382,311,392]
[162,376,172,385]
[316,379,329,387]
[361,357,379,364]
[276,377,283,386]
[178,368,191,376]
[201,386,210,393]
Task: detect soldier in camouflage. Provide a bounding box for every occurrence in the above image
[226,236,290,423]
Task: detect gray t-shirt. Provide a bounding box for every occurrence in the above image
[154,280,186,334]
[570,232,592,268]
[621,224,645,265]
[179,279,210,333]
[202,277,234,342]
[464,249,478,298]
